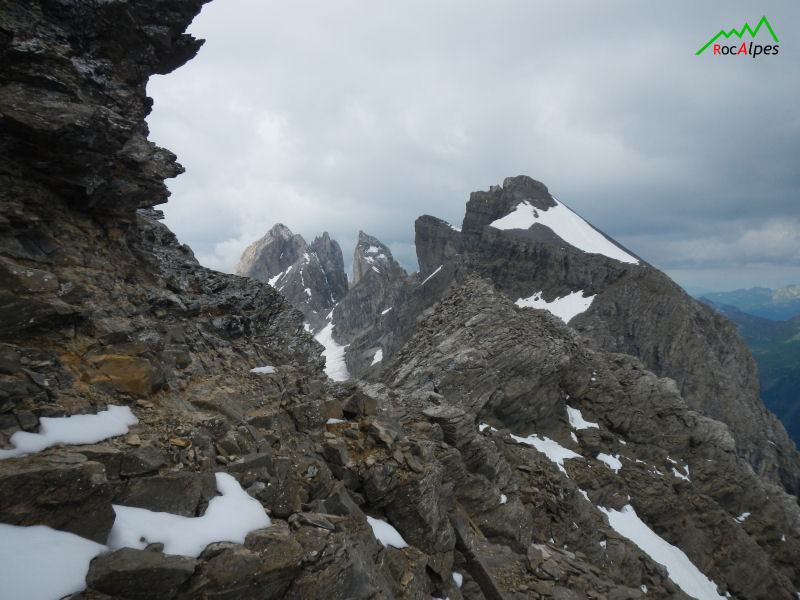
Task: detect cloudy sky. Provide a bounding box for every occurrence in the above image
[147,0,799,294]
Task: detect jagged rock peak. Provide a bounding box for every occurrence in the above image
[461,175,556,234]
[352,231,398,284]
[234,224,349,332]
[233,223,307,282]
[267,223,295,240]
[461,175,639,265]
[310,232,348,304]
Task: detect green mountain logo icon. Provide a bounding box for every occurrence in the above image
[696,15,779,55]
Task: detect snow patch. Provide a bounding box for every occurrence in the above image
[314,320,350,381]
[490,199,639,264]
[734,512,751,523]
[108,472,270,557]
[598,504,726,600]
[453,572,463,588]
[326,418,345,425]
[0,523,107,600]
[510,432,582,476]
[420,265,443,286]
[381,307,393,315]
[371,349,383,366]
[515,290,595,323]
[366,516,408,548]
[268,264,292,287]
[249,366,275,374]
[673,467,691,482]
[667,457,691,482]
[635,458,664,476]
[597,453,622,473]
[499,494,507,505]
[567,406,599,430]
[0,405,138,460]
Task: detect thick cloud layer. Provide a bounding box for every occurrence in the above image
[147,0,800,293]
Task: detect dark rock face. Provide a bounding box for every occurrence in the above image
[3,2,800,600]
[352,231,400,285]
[0,0,209,216]
[233,224,348,331]
[330,231,410,377]
[310,232,349,305]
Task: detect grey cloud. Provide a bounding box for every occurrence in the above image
[149,0,800,290]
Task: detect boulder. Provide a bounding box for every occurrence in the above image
[86,548,197,599]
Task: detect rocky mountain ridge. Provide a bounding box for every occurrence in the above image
[1,1,799,599]
[240,177,800,500]
[411,177,800,499]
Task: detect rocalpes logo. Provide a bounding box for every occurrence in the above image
[696,15,779,56]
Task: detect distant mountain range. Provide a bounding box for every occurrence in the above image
[700,284,800,321]
[699,294,800,448]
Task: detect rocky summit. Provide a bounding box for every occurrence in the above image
[1,2,799,600]
[234,224,348,332]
